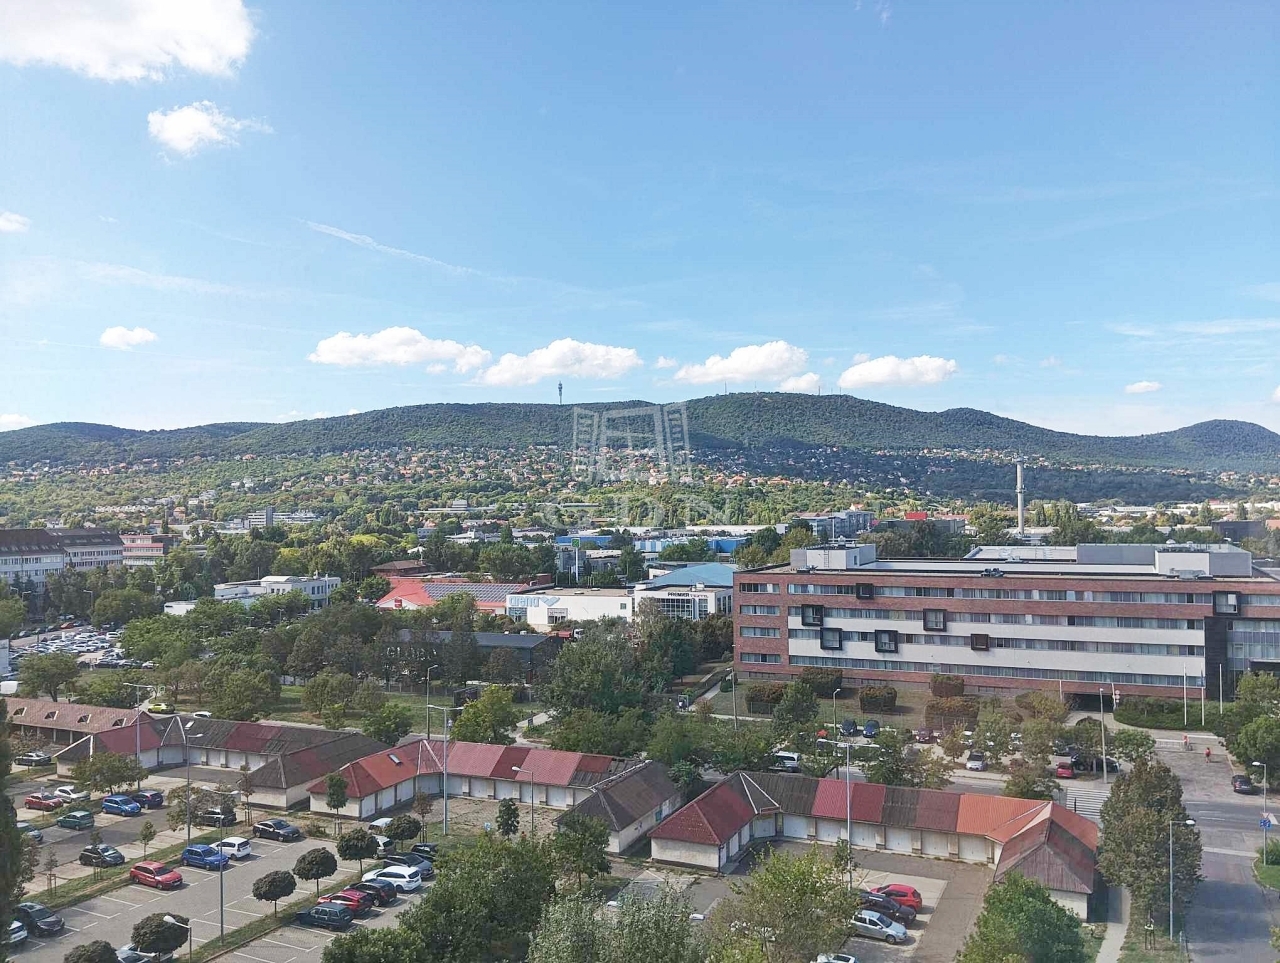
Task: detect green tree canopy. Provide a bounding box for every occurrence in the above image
[451,686,521,745]
[957,873,1085,963]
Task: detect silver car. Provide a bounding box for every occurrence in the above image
[851,910,907,945]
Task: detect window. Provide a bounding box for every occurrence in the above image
[740,626,781,638]
[800,604,825,627]
[740,652,782,664]
[1214,592,1240,616]
[971,633,990,652]
[77,714,90,724]
[856,582,875,600]
[874,630,898,654]
[740,605,780,616]
[11,707,24,717]
[740,582,780,594]
[820,627,843,650]
[44,711,57,720]
[923,609,947,632]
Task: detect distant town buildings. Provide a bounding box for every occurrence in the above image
[120,532,184,567]
[213,574,342,610]
[795,508,875,541]
[0,528,125,591]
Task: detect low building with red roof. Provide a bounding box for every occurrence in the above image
[649,770,1101,919]
[307,736,641,819]
[374,577,537,614]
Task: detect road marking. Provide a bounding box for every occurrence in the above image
[65,906,116,920]
[1204,846,1258,857]
[226,907,266,918]
[260,937,309,950]
[100,895,144,908]
[234,952,285,963]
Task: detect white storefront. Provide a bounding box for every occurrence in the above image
[506,589,635,628]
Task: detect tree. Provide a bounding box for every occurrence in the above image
[546,622,646,716]
[385,814,421,848]
[412,792,435,839]
[709,846,856,963]
[1018,717,1065,768]
[324,775,348,834]
[63,942,119,963]
[0,594,26,643]
[1110,728,1156,764]
[974,705,1016,767]
[771,681,819,736]
[865,730,952,789]
[303,671,358,715]
[138,821,156,857]
[647,713,702,768]
[361,703,412,746]
[496,798,520,838]
[238,770,255,823]
[1236,671,1280,713]
[529,888,705,963]
[1002,760,1059,801]
[1230,716,1280,789]
[451,686,521,745]
[939,725,967,765]
[293,847,338,896]
[322,926,426,963]
[209,668,278,722]
[351,680,386,714]
[958,873,1085,963]
[131,914,190,957]
[554,814,611,889]
[92,589,162,628]
[18,653,81,701]
[252,870,297,915]
[71,752,147,795]
[550,708,651,757]
[337,828,378,873]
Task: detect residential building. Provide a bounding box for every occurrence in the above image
[0,528,125,593]
[794,509,875,542]
[1212,519,1267,542]
[370,560,432,578]
[559,760,683,854]
[214,574,341,610]
[4,696,147,746]
[391,628,562,676]
[632,562,735,620]
[734,542,1280,699]
[308,738,642,819]
[120,533,184,567]
[649,771,1100,918]
[48,529,125,570]
[507,587,634,627]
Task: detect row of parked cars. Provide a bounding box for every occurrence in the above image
[294,828,439,932]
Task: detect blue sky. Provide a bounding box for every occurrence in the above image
[1,1,1277,435]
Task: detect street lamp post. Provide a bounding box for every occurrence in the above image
[730,670,738,732]
[833,688,842,730]
[513,766,536,836]
[205,789,238,941]
[122,682,156,766]
[1169,817,1196,940]
[424,664,438,739]
[441,707,460,835]
[1254,761,1269,864]
[1099,688,1107,787]
[173,722,205,844]
[163,914,192,960]
[817,737,852,889]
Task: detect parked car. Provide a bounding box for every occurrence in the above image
[80,844,125,867]
[839,719,860,737]
[180,844,229,871]
[131,790,165,810]
[1233,774,1260,795]
[15,750,53,767]
[14,903,64,937]
[368,817,394,833]
[352,880,397,906]
[1055,763,1077,779]
[372,834,395,856]
[965,750,988,772]
[382,852,430,870]
[191,711,212,719]
[851,910,907,945]
[318,889,374,917]
[857,890,916,924]
[862,720,881,738]
[118,944,175,962]
[361,865,423,892]
[409,842,439,860]
[57,811,96,831]
[914,728,938,744]
[102,794,142,816]
[197,809,236,828]
[24,791,63,812]
[769,751,801,773]
[16,822,43,842]
[216,837,252,860]
[253,818,301,841]
[146,702,175,714]
[814,955,858,963]
[52,785,90,804]
[294,905,353,932]
[872,884,923,912]
[129,861,183,890]
[7,921,28,947]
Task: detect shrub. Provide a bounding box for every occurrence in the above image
[930,674,965,698]
[746,682,788,706]
[925,696,981,731]
[859,686,897,713]
[1113,697,1189,731]
[799,667,844,699]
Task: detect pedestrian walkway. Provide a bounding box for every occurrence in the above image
[514,710,552,745]
[1096,886,1129,963]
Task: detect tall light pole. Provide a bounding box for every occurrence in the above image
[163,914,192,961]
[1099,688,1107,786]
[441,706,460,835]
[205,788,238,941]
[1169,817,1196,940]
[833,688,842,729]
[175,723,205,844]
[513,766,536,836]
[424,664,438,739]
[122,682,156,769]
[818,737,852,889]
[1254,761,1269,864]
[730,670,738,732]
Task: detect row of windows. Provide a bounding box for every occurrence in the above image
[740,582,780,594]
[740,653,782,664]
[786,654,1205,687]
[785,627,1203,657]
[740,626,781,638]
[779,583,1272,608]
[740,605,781,616]
[788,605,1203,631]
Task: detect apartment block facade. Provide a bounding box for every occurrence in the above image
[734,542,1280,699]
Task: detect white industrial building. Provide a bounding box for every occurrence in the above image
[213,574,341,610]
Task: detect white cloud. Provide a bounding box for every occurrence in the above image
[0,0,254,81]
[1124,380,1163,394]
[1039,355,1062,368]
[837,354,958,389]
[0,413,36,431]
[779,372,821,394]
[673,341,808,385]
[654,355,678,369]
[0,212,31,234]
[308,327,491,373]
[99,325,157,350]
[478,338,643,386]
[1174,318,1280,336]
[147,101,270,156]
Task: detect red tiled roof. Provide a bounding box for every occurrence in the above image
[912,788,962,832]
[374,578,529,611]
[849,782,886,823]
[650,778,758,846]
[955,794,1044,837]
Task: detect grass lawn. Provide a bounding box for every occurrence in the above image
[1117,929,1188,963]
[1083,923,1107,963]
[1255,857,1280,890]
[269,685,546,735]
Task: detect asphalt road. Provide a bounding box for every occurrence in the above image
[20,835,357,963]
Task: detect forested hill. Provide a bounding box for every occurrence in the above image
[2,393,1278,471]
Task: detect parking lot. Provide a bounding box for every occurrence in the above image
[15,834,366,963]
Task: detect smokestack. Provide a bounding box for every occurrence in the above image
[1016,459,1026,536]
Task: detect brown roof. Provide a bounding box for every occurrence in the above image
[741,770,819,816]
[6,697,146,734]
[563,761,680,832]
[995,809,1098,894]
[649,775,760,846]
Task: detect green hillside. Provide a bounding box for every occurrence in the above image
[1,393,1277,471]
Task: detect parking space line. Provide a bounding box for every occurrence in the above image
[99,895,144,908]
[259,937,310,950]
[226,907,266,918]
[235,953,286,963]
[65,906,117,920]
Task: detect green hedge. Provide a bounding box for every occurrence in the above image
[924,696,980,731]
[799,667,844,699]
[929,674,965,698]
[746,682,788,706]
[859,686,897,713]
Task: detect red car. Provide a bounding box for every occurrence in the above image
[317,889,374,917]
[130,861,184,890]
[1055,763,1076,779]
[24,791,63,812]
[873,884,923,912]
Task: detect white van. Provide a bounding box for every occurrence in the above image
[769,751,801,773]
[216,836,252,860]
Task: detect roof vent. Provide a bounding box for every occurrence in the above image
[78,714,90,724]
[112,719,125,727]
[389,753,402,765]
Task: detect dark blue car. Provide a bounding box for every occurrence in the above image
[131,790,165,810]
[180,845,229,871]
[101,794,142,816]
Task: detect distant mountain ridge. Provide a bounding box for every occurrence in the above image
[1,393,1277,471]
